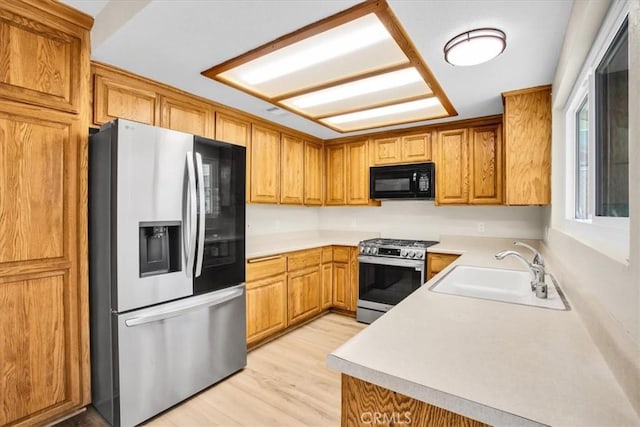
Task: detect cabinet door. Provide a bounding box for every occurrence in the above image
[427,253,460,280]
[94,75,157,126]
[332,262,351,310]
[304,141,324,206]
[436,129,469,204]
[215,112,250,147]
[325,144,347,205]
[372,137,401,165]
[346,140,369,205]
[246,275,287,346]
[503,87,551,205]
[159,95,214,138]
[469,125,502,204]
[402,133,432,162]
[280,134,304,205]
[250,125,280,203]
[321,263,333,310]
[287,266,321,325]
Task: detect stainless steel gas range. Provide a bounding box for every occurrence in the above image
[357,238,439,323]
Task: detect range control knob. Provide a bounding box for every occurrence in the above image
[359,246,365,254]
[407,250,415,258]
[415,252,424,259]
[365,247,371,254]
[400,249,408,257]
[372,247,378,255]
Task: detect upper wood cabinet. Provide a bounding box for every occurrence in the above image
[436,129,469,204]
[304,141,324,206]
[0,1,92,425]
[436,123,502,205]
[215,112,250,147]
[93,73,157,126]
[159,95,214,138]
[325,144,347,205]
[372,132,432,165]
[503,86,551,205]
[346,140,369,205]
[469,124,502,204]
[280,134,304,205]
[250,125,281,203]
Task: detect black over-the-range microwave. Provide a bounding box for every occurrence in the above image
[369,162,435,200]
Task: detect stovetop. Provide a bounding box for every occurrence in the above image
[358,238,439,259]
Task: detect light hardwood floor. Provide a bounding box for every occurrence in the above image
[56,313,365,427]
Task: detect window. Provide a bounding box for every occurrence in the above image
[575,97,588,220]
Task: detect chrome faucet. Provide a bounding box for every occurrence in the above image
[495,243,547,299]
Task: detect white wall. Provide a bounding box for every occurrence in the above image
[319,201,544,241]
[246,204,320,236]
[544,0,639,412]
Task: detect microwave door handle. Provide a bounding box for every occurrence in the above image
[183,152,197,279]
[194,153,205,277]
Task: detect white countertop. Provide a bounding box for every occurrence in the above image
[327,236,639,426]
[246,230,380,259]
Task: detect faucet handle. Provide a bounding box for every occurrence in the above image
[513,241,545,266]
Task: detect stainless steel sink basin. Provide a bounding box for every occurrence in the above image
[429,265,569,310]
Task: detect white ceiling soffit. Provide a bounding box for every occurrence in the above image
[61,0,573,139]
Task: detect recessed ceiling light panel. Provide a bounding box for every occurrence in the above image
[202,0,457,132]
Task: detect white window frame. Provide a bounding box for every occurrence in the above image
[563,0,630,262]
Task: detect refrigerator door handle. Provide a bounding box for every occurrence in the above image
[195,152,205,277]
[125,287,244,327]
[184,152,197,278]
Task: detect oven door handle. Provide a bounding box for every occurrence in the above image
[358,255,424,270]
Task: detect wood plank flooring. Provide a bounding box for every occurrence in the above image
[55,313,365,427]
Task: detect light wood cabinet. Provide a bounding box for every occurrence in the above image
[246,255,287,346]
[304,141,324,206]
[280,134,304,205]
[332,246,356,311]
[503,86,551,205]
[321,247,333,310]
[346,140,369,205]
[287,266,321,325]
[372,132,432,165]
[436,128,469,204]
[427,253,460,280]
[215,111,250,147]
[250,125,281,203]
[325,144,347,205]
[0,1,92,424]
[159,94,214,138]
[436,124,502,205]
[93,73,157,126]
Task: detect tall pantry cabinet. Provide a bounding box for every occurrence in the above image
[0,1,92,425]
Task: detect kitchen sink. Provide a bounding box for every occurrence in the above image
[429,265,569,310]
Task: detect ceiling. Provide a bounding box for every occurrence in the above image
[60,0,573,139]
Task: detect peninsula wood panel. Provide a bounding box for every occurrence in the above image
[325,144,347,205]
[246,274,287,346]
[280,134,304,205]
[0,113,70,263]
[287,266,321,325]
[346,140,369,205]
[250,125,280,203]
[304,141,324,205]
[469,124,502,204]
[159,94,214,138]
[341,375,488,427]
[0,2,86,113]
[215,111,250,146]
[372,137,401,165]
[436,129,469,204]
[427,253,460,280]
[93,75,157,126]
[402,132,432,162]
[503,86,551,205]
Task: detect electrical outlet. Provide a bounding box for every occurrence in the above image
[477,222,485,233]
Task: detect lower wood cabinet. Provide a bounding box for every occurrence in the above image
[287,266,321,325]
[321,246,333,310]
[427,253,460,280]
[246,275,287,346]
[332,246,357,311]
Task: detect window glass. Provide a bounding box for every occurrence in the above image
[595,19,628,217]
[575,97,589,219]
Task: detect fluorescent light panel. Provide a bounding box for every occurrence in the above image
[325,98,441,124]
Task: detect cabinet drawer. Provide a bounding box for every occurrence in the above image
[288,248,322,271]
[428,253,460,274]
[246,255,286,282]
[333,246,351,263]
[321,246,333,263]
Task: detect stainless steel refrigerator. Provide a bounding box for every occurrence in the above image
[89,119,247,426]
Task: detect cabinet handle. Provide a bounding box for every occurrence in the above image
[248,255,282,263]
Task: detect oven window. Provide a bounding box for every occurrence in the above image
[359,262,422,305]
[374,178,410,192]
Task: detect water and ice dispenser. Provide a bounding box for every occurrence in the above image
[139,221,182,277]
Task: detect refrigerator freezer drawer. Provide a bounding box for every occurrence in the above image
[116,284,247,427]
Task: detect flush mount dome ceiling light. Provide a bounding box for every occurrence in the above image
[444,28,506,66]
[202,0,457,133]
